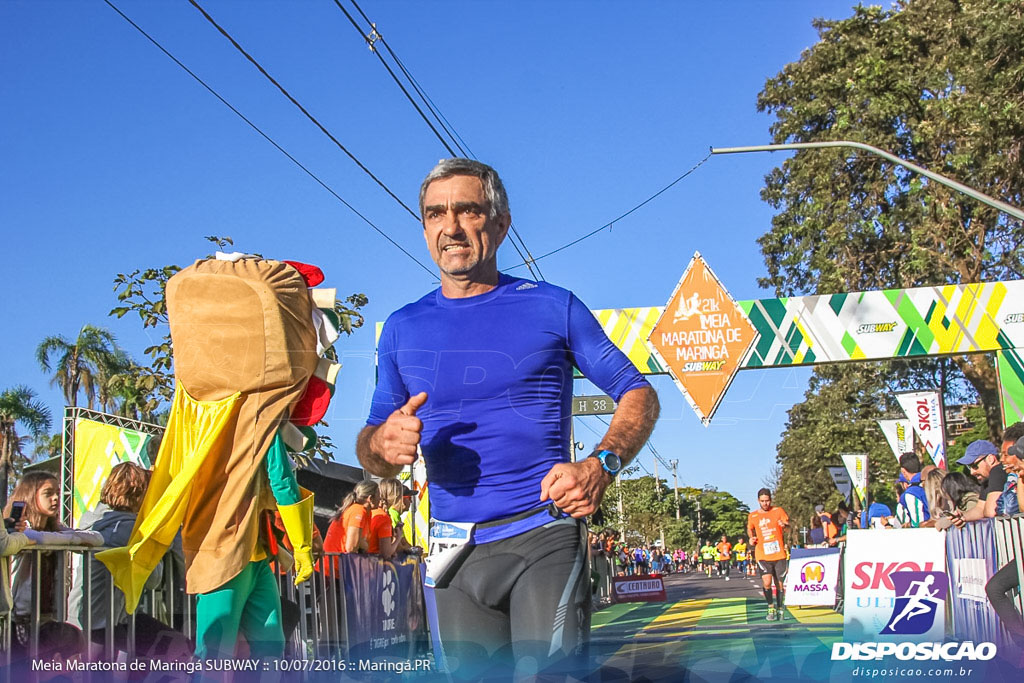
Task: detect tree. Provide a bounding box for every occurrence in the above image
[756,0,1024,439]
[36,325,118,410]
[0,386,53,506]
[772,363,901,534]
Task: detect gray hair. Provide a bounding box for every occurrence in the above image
[418,158,510,221]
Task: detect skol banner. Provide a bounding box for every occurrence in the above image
[72,417,154,525]
[785,547,841,607]
[843,529,947,642]
[340,554,429,660]
[827,466,853,505]
[896,391,948,469]
[877,419,914,462]
[841,454,867,506]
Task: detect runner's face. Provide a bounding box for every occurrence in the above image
[758,495,772,511]
[422,175,509,284]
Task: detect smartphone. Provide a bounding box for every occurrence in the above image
[9,501,25,522]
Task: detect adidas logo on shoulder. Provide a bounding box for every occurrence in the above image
[516,282,538,291]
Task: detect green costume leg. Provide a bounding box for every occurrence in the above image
[194,433,302,659]
[195,560,284,659]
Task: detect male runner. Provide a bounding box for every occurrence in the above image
[700,541,716,577]
[733,537,748,577]
[748,488,790,621]
[716,535,732,580]
[356,158,660,677]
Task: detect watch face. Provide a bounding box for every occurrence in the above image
[604,452,622,472]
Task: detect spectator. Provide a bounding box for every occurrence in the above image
[68,462,189,659]
[957,439,1014,521]
[986,434,1024,645]
[814,504,838,542]
[324,481,378,555]
[1,507,34,618]
[828,507,851,546]
[378,478,413,555]
[941,472,982,517]
[896,452,930,527]
[5,472,103,660]
[808,514,826,546]
[996,422,1024,516]
[860,502,896,529]
[918,468,948,528]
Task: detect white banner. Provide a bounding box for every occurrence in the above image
[841,454,867,505]
[896,391,947,469]
[827,466,853,505]
[844,529,947,642]
[954,558,989,604]
[785,549,841,606]
[877,419,914,462]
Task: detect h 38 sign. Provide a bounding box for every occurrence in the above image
[572,395,616,416]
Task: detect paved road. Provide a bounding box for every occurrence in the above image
[587,569,845,682]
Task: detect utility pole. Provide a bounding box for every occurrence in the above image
[670,459,680,520]
[696,498,702,543]
[617,474,624,539]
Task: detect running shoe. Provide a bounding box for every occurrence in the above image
[725,576,730,581]
[778,608,786,621]
[766,608,777,621]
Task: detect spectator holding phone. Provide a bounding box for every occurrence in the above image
[5,472,102,658]
[2,504,35,618]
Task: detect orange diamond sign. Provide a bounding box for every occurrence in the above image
[646,253,758,425]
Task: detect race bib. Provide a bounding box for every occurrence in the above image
[763,540,780,556]
[425,520,475,589]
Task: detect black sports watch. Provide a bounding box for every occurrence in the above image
[590,449,623,477]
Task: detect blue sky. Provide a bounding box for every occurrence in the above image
[1,1,861,512]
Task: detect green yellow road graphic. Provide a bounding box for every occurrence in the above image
[592,596,844,681]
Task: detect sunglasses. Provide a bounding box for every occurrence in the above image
[967,457,989,470]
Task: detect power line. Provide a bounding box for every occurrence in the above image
[508,151,713,270]
[187,0,421,220]
[346,0,472,158]
[101,0,435,278]
[335,0,545,282]
[331,0,458,157]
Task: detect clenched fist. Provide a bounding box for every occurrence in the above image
[369,392,428,467]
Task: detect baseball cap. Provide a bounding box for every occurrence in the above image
[860,502,893,528]
[1008,436,1024,459]
[957,439,999,466]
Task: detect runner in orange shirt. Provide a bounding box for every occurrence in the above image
[715,535,733,581]
[747,488,790,621]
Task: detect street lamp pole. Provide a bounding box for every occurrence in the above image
[670,459,680,520]
[710,141,1024,222]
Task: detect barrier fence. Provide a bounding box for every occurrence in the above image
[1,547,430,669]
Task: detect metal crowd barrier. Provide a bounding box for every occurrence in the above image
[590,553,614,604]
[3,546,430,667]
[992,514,1024,619]
[945,513,1024,647]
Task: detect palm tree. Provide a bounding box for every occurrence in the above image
[0,386,53,507]
[36,325,117,410]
